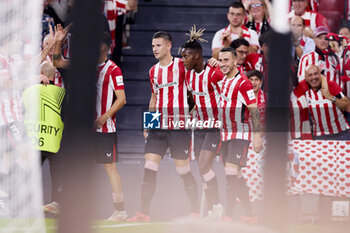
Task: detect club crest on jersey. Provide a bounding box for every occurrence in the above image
[143,111,161,129]
[174,68,179,76]
[318,60,326,70]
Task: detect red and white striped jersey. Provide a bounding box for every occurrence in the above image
[294,80,349,136]
[245,53,264,73]
[245,53,270,90]
[236,64,250,75]
[212,25,259,50]
[248,89,266,135]
[289,0,319,12]
[149,57,188,129]
[290,91,312,139]
[185,65,224,127]
[45,55,64,88]
[309,0,319,12]
[287,10,329,31]
[96,59,124,133]
[255,89,266,127]
[220,72,257,141]
[298,50,342,88]
[0,55,22,126]
[341,45,350,98]
[347,0,350,20]
[102,0,127,53]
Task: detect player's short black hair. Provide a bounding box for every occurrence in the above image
[259,30,272,47]
[247,69,264,80]
[229,1,245,11]
[181,40,203,55]
[100,31,111,47]
[153,31,172,42]
[230,38,250,49]
[220,47,237,57]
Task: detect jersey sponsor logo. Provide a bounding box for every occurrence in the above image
[192,91,208,96]
[143,111,161,129]
[247,90,255,101]
[155,81,178,89]
[308,99,329,105]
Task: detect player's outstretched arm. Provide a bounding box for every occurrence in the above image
[247,103,263,153]
[95,89,126,129]
[52,24,71,69]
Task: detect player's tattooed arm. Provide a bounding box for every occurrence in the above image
[248,103,263,153]
[250,107,261,133]
[52,54,61,61]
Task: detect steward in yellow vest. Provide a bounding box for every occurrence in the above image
[23,62,65,153]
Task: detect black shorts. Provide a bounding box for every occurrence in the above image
[95,132,118,163]
[221,139,251,167]
[0,121,29,153]
[193,128,220,157]
[144,129,191,160]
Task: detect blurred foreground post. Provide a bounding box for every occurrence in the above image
[57,0,100,233]
[263,0,291,232]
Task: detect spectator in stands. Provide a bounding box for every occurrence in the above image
[247,70,266,129]
[338,24,350,46]
[245,0,271,37]
[290,16,315,61]
[289,0,320,12]
[339,26,350,114]
[298,26,342,88]
[102,0,138,66]
[327,33,343,59]
[212,1,259,59]
[44,0,63,26]
[294,64,350,140]
[288,0,329,38]
[245,30,271,90]
[230,38,250,74]
[42,1,55,40]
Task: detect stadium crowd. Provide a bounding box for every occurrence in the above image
[1,0,350,225]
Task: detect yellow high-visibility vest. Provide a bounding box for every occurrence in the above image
[22,84,65,153]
